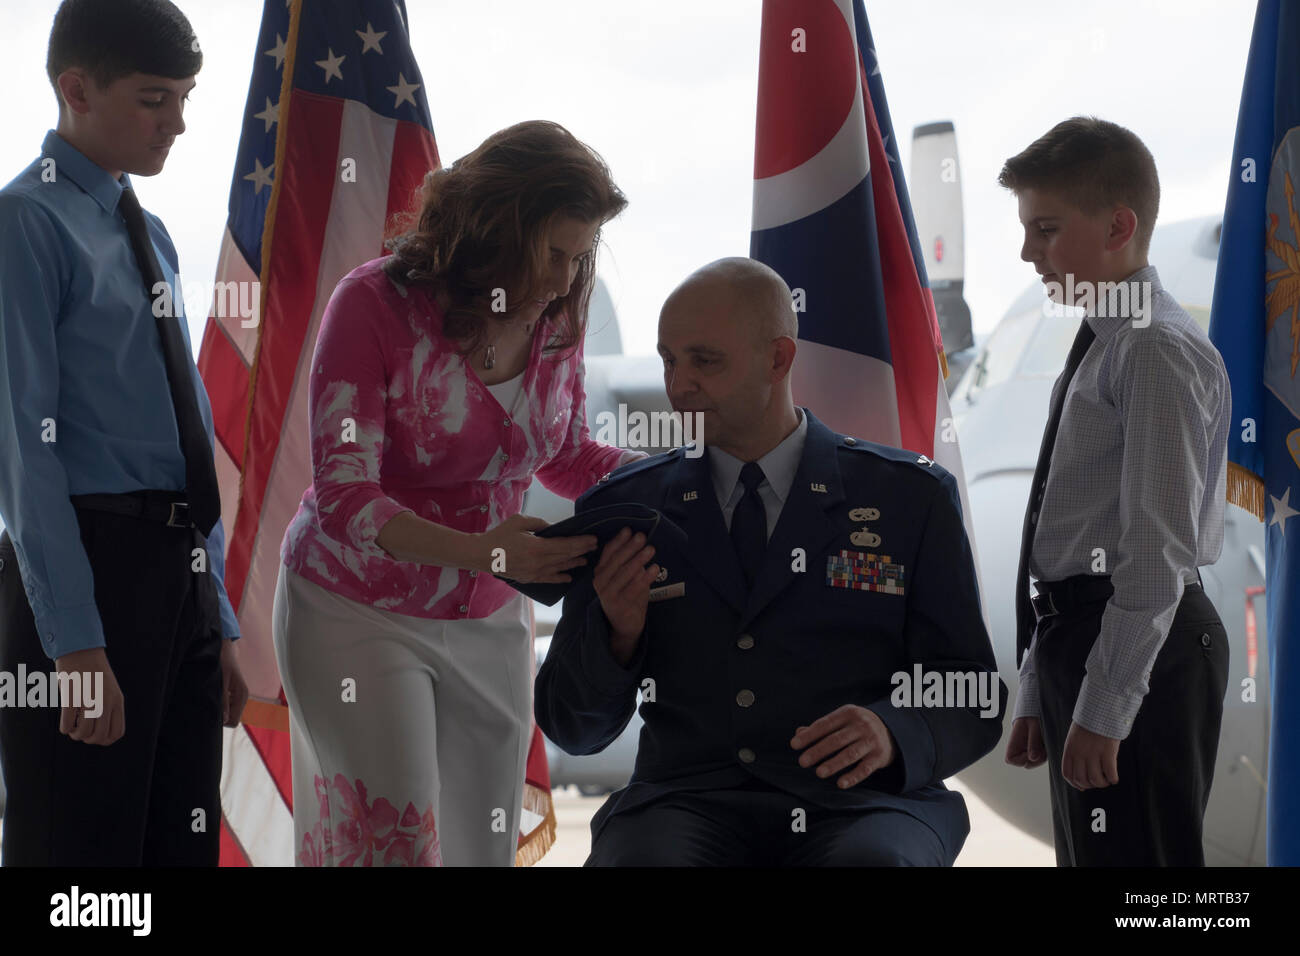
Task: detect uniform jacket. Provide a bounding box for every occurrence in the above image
[535,409,1006,860]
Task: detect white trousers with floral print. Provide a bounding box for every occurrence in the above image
[272,563,532,866]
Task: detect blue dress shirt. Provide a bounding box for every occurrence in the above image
[0,130,240,659]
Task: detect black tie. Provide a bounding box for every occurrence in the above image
[1015,318,1097,667]
[731,462,767,591]
[117,187,222,537]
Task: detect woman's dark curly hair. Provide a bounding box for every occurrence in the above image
[383,120,627,357]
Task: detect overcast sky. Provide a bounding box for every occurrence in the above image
[3,0,1258,354]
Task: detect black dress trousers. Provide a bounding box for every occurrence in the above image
[586,777,950,866]
[1033,585,1229,866]
[0,500,223,866]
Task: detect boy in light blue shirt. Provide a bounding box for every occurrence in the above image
[0,0,247,865]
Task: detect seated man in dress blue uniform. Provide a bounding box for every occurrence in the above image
[535,257,1006,865]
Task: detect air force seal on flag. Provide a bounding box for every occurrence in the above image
[1264,128,1300,417]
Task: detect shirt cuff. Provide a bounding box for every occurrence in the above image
[1013,672,1041,721]
[213,580,241,640]
[1073,673,1141,740]
[36,601,107,660]
[578,597,647,697]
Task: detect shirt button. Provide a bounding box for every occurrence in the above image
[736,634,754,650]
[736,689,755,708]
[469,570,478,577]
[738,748,756,764]
[503,417,511,427]
[479,504,488,513]
[459,604,468,614]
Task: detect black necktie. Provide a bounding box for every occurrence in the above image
[117,187,222,537]
[731,462,767,591]
[1015,319,1097,667]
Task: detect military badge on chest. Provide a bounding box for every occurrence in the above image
[828,505,904,593]
[846,506,882,548]
[826,550,906,595]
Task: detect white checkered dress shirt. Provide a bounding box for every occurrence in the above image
[1014,265,1231,739]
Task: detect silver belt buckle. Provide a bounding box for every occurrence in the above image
[167,501,191,528]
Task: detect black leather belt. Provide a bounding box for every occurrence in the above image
[69,490,195,529]
[1032,572,1203,618]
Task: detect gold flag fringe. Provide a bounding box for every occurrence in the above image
[515,782,558,866]
[241,698,290,733]
[1227,461,1266,520]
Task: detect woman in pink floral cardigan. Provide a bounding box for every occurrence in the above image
[272,121,640,866]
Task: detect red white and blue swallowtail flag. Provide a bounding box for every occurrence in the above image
[749,0,979,558]
[196,0,556,866]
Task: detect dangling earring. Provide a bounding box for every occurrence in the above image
[484,344,496,370]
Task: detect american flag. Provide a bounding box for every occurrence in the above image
[198,0,555,866]
[749,0,980,569]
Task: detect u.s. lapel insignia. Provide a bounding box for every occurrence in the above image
[648,581,686,601]
[826,549,905,595]
[682,490,698,502]
[850,528,881,548]
[810,482,828,493]
[848,507,880,522]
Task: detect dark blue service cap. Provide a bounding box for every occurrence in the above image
[498,503,686,606]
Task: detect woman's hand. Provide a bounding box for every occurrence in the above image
[478,514,597,583]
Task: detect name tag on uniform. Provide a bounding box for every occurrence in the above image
[648,581,686,602]
[826,550,905,596]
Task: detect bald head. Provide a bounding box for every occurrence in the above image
[662,257,797,345]
[657,257,801,461]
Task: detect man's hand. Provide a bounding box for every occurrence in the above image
[1004,715,1047,768]
[53,647,124,746]
[1061,720,1120,790]
[220,638,249,727]
[478,514,597,583]
[791,704,895,789]
[592,527,658,667]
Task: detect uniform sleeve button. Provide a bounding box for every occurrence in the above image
[738,748,756,764]
[1200,633,1212,648]
[736,689,755,707]
[736,634,754,650]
